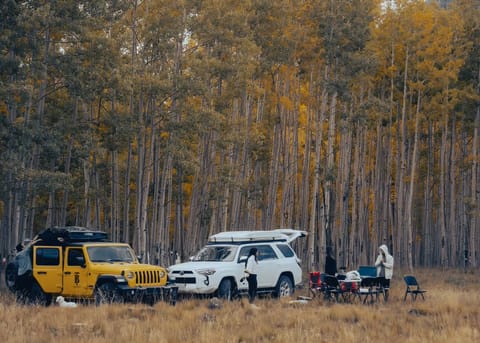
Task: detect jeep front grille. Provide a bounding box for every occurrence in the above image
[135,270,162,285]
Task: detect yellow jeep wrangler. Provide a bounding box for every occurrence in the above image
[5,227,177,306]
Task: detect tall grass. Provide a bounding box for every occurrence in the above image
[0,268,478,343]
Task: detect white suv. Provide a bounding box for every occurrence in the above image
[168,229,306,299]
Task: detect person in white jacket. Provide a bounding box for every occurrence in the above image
[375,244,394,300]
[245,248,259,304]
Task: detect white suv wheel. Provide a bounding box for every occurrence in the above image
[276,275,293,297]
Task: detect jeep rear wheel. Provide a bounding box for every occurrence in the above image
[95,282,121,305]
[275,275,293,298]
[29,282,52,306]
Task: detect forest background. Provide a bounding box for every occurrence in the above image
[0,0,478,273]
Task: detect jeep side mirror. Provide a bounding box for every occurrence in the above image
[137,255,142,263]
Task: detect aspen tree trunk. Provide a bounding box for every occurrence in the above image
[439,113,448,267]
[60,98,76,227]
[461,127,469,270]
[280,77,299,229]
[291,88,300,230]
[299,110,311,230]
[405,91,421,272]
[247,93,266,230]
[323,91,337,257]
[338,104,352,267]
[111,150,119,241]
[155,153,173,265]
[308,88,327,271]
[470,107,479,268]
[423,121,434,266]
[231,94,252,229]
[123,141,132,243]
[128,0,137,247]
[83,157,91,228]
[358,129,369,265]
[265,81,283,230]
[395,46,409,266]
[140,109,155,262]
[298,72,314,236]
[448,114,457,267]
[94,155,101,230]
[385,38,395,261]
[349,123,361,268]
[134,102,145,254]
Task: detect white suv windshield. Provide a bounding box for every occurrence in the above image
[193,246,237,262]
[87,246,136,263]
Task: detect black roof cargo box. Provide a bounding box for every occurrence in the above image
[37,226,109,245]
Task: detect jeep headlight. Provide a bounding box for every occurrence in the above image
[122,271,135,280]
[196,268,216,276]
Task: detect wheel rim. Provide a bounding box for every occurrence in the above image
[279,280,292,297]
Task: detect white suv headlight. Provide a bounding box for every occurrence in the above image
[196,268,216,276]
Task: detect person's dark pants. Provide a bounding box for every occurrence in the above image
[15,271,33,304]
[377,276,390,301]
[247,274,257,304]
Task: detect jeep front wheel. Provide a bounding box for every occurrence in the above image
[95,282,121,305]
[275,275,293,298]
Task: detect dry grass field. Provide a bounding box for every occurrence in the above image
[0,268,478,343]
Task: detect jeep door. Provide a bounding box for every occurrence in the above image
[63,247,89,297]
[238,244,279,288]
[33,246,63,293]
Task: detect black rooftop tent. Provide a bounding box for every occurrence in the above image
[36,226,109,245]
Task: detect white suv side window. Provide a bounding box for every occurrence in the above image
[276,244,294,258]
[257,245,278,261]
[238,245,278,262]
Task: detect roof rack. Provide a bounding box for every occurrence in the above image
[36,226,109,245]
[208,229,307,244]
[208,230,289,243]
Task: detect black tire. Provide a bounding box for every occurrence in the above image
[275,275,293,298]
[94,282,121,305]
[28,282,52,306]
[217,278,233,300]
[5,262,18,292]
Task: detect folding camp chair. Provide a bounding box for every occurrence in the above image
[356,277,381,304]
[323,274,348,302]
[309,272,325,298]
[358,265,377,279]
[403,275,427,301]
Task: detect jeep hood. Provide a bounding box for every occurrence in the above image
[90,262,166,273]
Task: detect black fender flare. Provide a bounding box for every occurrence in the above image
[95,274,128,289]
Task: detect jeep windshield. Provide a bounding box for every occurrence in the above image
[192,246,237,262]
[87,246,136,263]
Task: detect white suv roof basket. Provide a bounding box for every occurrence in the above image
[209,229,306,244]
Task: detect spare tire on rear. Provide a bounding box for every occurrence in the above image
[5,262,18,292]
